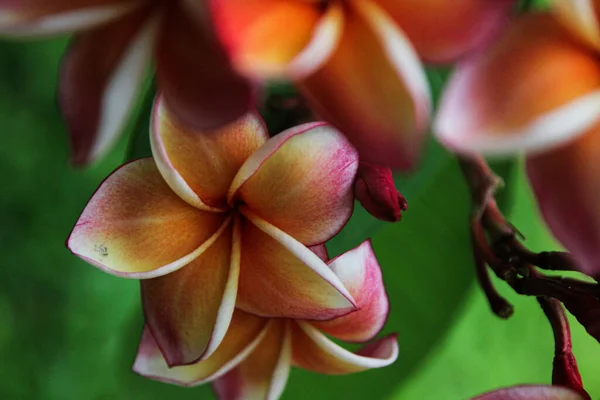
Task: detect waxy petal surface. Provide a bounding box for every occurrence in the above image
[141,217,240,366]
[527,123,600,278]
[291,322,398,374]
[152,101,268,211]
[230,123,358,245]
[312,241,389,342]
[299,0,430,169]
[553,0,600,50]
[236,211,356,320]
[0,0,140,36]
[68,159,227,278]
[210,0,333,78]
[59,7,156,165]
[213,320,291,400]
[133,310,267,386]
[436,14,600,156]
[377,0,516,63]
[472,385,586,400]
[156,4,254,131]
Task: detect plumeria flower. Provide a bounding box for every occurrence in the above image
[133,241,398,400]
[208,0,516,169]
[67,97,360,366]
[0,0,252,165]
[472,385,587,400]
[435,0,600,278]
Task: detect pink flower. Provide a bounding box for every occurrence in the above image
[435,1,600,278]
[0,1,252,164]
[208,0,515,169]
[67,96,360,366]
[133,241,398,400]
[471,385,587,400]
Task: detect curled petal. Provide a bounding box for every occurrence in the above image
[237,210,356,320]
[291,322,398,374]
[298,0,430,169]
[133,310,267,386]
[152,100,268,211]
[354,161,407,222]
[209,0,342,79]
[60,8,157,165]
[553,0,600,50]
[0,0,142,36]
[213,320,292,400]
[526,123,600,278]
[229,122,358,245]
[67,159,227,278]
[312,241,389,342]
[436,13,600,156]
[377,0,516,63]
[141,217,240,366]
[156,4,253,131]
[472,385,587,400]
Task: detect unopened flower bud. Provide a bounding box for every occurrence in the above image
[354,162,407,222]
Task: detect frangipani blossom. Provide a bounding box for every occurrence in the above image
[0,0,252,164]
[67,97,360,366]
[435,1,600,278]
[133,241,398,400]
[472,385,586,400]
[208,0,515,169]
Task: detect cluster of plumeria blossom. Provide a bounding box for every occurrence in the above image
[5,0,600,398]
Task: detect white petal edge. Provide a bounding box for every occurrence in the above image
[239,205,357,310]
[296,321,399,369]
[266,322,292,400]
[435,84,600,156]
[0,1,145,37]
[352,0,431,131]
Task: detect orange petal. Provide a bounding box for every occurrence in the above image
[236,210,356,320]
[67,159,228,278]
[527,123,600,279]
[155,3,254,131]
[213,320,292,400]
[141,217,240,366]
[291,322,398,374]
[377,0,516,63]
[312,241,389,342]
[210,0,341,79]
[435,13,600,156]
[0,0,141,36]
[152,99,268,211]
[553,0,600,50]
[59,7,157,165]
[229,122,358,245]
[298,0,430,169]
[133,310,268,386]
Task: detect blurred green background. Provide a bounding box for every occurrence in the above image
[2,2,600,398]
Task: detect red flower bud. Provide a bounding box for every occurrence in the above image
[354,162,407,222]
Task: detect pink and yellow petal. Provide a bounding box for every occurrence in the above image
[236,210,356,320]
[435,13,600,156]
[59,7,157,165]
[377,0,516,63]
[213,320,292,400]
[230,122,358,245]
[152,99,268,211]
[141,217,240,366]
[210,0,339,79]
[67,159,228,278]
[0,0,141,36]
[298,0,430,169]
[133,310,267,386]
[527,123,600,279]
[291,322,398,374]
[312,240,389,342]
[553,0,600,50]
[472,385,587,400]
[155,4,254,132]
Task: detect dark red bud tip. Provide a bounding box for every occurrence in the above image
[354,161,406,223]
